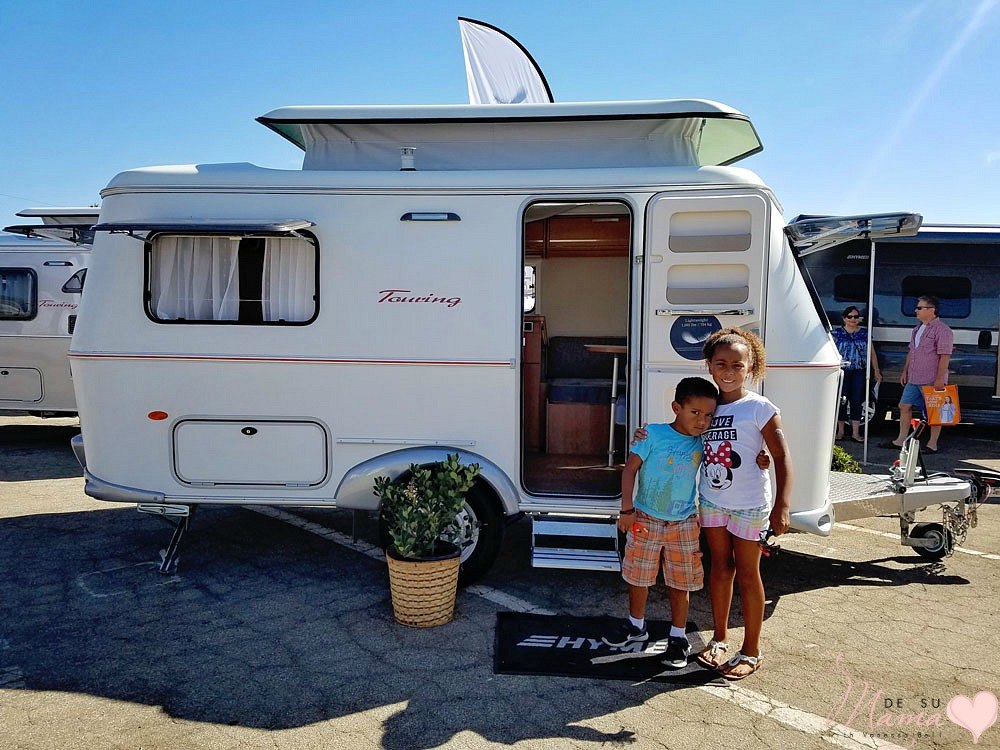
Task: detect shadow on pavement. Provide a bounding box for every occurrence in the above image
[0,422,82,481]
[0,505,662,746]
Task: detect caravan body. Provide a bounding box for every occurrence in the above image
[0,208,97,415]
[73,100,857,578]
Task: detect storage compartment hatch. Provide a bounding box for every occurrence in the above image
[0,367,43,402]
[173,419,328,487]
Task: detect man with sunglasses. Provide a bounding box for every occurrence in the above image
[882,295,953,453]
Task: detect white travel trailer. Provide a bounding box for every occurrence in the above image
[71,100,976,578]
[0,208,98,416]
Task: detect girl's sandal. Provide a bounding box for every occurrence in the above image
[694,640,729,669]
[720,652,763,681]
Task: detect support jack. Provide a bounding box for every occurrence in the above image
[137,503,193,575]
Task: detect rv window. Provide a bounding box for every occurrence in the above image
[901,276,971,320]
[523,265,536,313]
[833,274,869,302]
[146,234,317,324]
[0,268,36,320]
[62,269,87,294]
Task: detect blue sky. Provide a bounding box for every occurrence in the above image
[2,0,998,229]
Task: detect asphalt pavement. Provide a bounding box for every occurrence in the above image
[0,415,997,750]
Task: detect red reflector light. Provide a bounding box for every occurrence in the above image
[147,411,169,421]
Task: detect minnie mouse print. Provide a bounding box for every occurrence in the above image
[703,440,742,491]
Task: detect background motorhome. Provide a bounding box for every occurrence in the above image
[798,224,1000,425]
[0,208,98,416]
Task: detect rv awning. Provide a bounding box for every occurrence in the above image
[92,219,315,238]
[785,213,922,256]
[256,100,763,171]
[3,224,96,245]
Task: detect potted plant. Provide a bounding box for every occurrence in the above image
[374,453,481,627]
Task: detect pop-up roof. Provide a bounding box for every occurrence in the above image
[256,99,762,171]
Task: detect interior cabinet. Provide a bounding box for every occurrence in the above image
[523,215,629,257]
[525,220,546,257]
[522,315,547,451]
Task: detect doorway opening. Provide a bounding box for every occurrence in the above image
[520,200,631,496]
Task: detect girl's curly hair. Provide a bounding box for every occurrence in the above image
[702,327,767,383]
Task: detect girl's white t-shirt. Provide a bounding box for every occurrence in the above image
[699,390,778,511]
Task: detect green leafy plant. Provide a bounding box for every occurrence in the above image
[831,444,863,474]
[374,454,481,559]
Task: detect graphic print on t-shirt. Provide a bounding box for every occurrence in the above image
[702,414,742,491]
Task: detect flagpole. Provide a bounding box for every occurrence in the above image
[863,236,876,465]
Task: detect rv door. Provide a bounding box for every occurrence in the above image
[641,192,769,425]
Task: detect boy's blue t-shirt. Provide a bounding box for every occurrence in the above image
[630,423,703,521]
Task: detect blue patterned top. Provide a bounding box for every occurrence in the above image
[832,326,870,371]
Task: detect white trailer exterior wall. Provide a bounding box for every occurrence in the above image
[71,101,857,578]
[0,236,88,414]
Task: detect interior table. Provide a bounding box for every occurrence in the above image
[583,344,627,467]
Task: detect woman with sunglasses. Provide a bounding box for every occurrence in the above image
[832,306,882,441]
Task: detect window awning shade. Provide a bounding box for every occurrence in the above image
[3,224,96,245]
[93,220,316,239]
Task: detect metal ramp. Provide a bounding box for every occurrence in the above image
[830,470,971,522]
[531,514,621,572]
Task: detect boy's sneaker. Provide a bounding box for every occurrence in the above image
[662,636,691,668]
[601,620,648,647]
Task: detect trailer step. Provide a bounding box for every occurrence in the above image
[530,514,620,572]
[532,547,622,571]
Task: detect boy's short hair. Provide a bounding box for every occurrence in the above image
[675,377,719,405]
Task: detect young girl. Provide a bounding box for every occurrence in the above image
[696,327,791,680]
[635,327,791,679]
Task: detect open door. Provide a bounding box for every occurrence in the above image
[642,192,770,423]
[520,200,631,497]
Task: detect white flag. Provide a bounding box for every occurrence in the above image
[459,17,553,104]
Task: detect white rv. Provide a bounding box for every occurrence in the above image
[0,208,98,416]
[70,101,976,578]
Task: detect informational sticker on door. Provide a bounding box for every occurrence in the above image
[670,316,722,360]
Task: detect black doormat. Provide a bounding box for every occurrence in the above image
[494,612,727,685]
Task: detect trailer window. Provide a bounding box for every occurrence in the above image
[61,268,87,294]
[0,268,36,320]
[901,276,971,320]
[833,274,869,302]
[523,265,536,313]
[147,234,317,324]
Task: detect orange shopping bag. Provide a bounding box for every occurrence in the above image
[921,385,960,426]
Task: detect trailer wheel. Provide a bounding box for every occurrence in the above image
[377,481,504,587]
[910,522,953,561]
[454,483,504,587]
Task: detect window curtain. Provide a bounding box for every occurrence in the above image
[0,271,35,318]
[262,238,315,322]
[151,236,240,320]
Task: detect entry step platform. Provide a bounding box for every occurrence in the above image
[830,470,972,522]
[530,514,621,572]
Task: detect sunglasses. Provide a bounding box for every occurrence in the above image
[915,306,933,310]
[844,315,861,319]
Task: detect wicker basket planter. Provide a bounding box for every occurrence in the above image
[385,543,461,627]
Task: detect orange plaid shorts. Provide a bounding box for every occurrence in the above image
[621,511,703,591]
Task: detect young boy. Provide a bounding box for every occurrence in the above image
[601,377,718,668]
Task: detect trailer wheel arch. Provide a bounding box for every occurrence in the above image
[333,446,521,515]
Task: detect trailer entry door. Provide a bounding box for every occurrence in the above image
[641,192,769,423]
